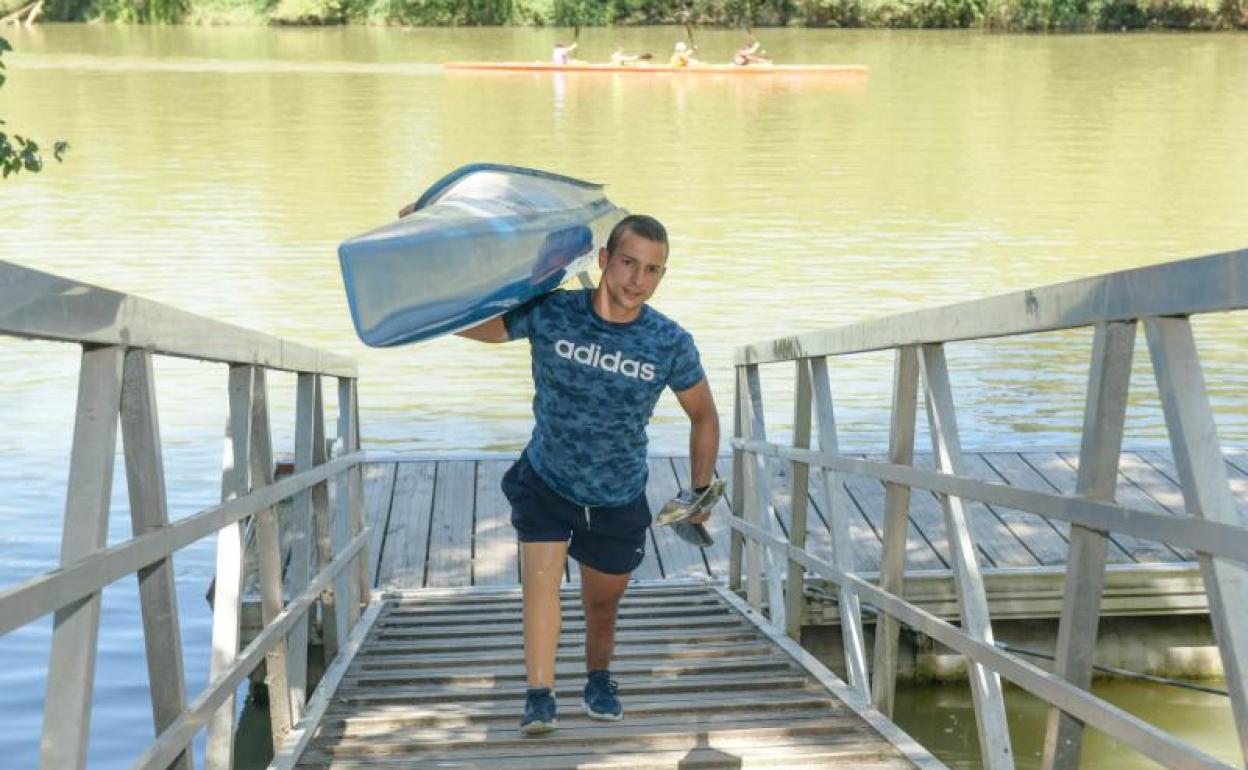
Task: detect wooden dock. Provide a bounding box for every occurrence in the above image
[292,583,939,770]
[352,448,1248,618]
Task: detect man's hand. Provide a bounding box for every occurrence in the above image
[656,478,725,527]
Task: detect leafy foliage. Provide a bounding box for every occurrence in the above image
[0,36,69,179]
[17,0,1248,29]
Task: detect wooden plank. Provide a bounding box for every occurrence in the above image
[918,343,1013,769]
[132,533,368,770]
[288,372,319,719]
[356,642,775,670]
[309,375,345,662]
[808,357,869,699]
[325,689,842,728]
[0,260,356,377]
[362,463,397,587]
[742,364,786,626]
[382,463,435,589]
[205,363,254,770]
[1114,451,1197,561]
[729,367,746,592]
[645,457,708,580]
[838,458,941,572]
[426,460,476,588]
[338,377,369,619]
[39,344,124,770]
[270,599,386,770]
[473,460,519,586]
[802,455,879,574]
[914,452,1025,568]
[119,349,192,770]
[1021,452,1165,563]
[1042,320,1135,770]
[960,453,1066,567]
[977,452,1130,565]
[249,368,295,743]
[757,519,1239,770]
[735,247,1248,365]
[786,359,814,639]
[1057,452,1186,562]
[1145,316,1248,762]
[871,345,920,719]
[1139,448,1248,521]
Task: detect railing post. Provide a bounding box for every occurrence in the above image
[742,364,786,628]
[921,343,1014,770]
[1146,316,1248,764]
[287,373,317,718]
[809,356,871,700]
[39,344,125,770]
[120,349,192,770]
[338,376,370,621]
[785,359,813,640]
[1042,321,1135,770]
[729,366,746,593]
[249,367,296,744]
[205,363,254,770]
[871,346,918,717]
[308,374,344,661]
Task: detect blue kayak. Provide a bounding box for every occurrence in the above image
[339,163,625,347]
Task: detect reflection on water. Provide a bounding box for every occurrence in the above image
[0,25,1245,768]
[894,678,1238,768]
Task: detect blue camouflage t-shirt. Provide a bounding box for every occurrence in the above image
[503,288,705,507]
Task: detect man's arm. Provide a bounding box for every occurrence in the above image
[455,316,509,343]
[675,377,720,522]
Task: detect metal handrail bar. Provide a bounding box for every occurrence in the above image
[732,438,1248,565]
[129,532,367,770]
[729,515,1235,770]
[0,260,356,377]
[0,451,363,637]
[736,247,1248,365]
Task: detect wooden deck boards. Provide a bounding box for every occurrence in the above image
[361,449,1248,603]
[297,586,928,770]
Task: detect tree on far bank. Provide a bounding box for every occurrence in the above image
[0,36,68,178]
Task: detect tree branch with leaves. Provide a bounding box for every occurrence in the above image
[0,36,68,178]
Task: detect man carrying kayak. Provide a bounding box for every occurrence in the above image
[455,214,721,734]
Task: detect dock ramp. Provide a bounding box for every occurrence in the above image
[286,583,939,770]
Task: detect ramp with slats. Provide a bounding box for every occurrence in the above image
[293,584,938,769]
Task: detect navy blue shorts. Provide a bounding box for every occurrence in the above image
[501,454,651,576]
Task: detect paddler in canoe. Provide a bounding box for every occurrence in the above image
[669,40,699,68]
[552,40,581,65]
[733,36,772,66]
[454,214,722,735]
[609,46,651,66]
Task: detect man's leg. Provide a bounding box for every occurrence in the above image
[521,541,569,689]
[579,561,631,672]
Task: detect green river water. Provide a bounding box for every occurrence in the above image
[0,23,1245,768]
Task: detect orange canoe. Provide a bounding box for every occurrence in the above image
[444,62,868,77]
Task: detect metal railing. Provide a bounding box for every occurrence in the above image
[0,261,372,770]
[729,248,1248,770]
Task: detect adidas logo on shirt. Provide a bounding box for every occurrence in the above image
[555,339,657,381]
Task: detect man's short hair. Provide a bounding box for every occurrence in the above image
[606,214,669,257]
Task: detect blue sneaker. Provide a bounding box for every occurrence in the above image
[583,670,623,721]
[520,687,557,735]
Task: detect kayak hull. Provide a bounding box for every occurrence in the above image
[339,164,625,348]
[445,62,868,77]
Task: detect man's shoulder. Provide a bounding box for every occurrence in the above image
[642,303,688,333]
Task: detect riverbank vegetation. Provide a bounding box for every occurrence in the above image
[12,0,1247,31]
